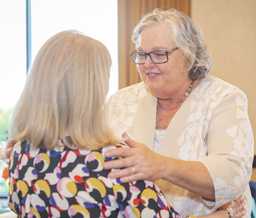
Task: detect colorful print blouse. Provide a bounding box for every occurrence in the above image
[9,140,179,218]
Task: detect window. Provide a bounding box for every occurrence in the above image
[0,1,26,143]
[0,0,118,144]
[31,0,118,96]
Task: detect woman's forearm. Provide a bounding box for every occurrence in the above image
[197,210,228,218]
[104,136,215,200]
[159,156,215,200]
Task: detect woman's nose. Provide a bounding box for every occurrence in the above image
[143,55,154,67]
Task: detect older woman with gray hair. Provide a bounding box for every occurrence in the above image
[105,8,254,217]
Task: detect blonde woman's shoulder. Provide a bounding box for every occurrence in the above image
[106,82,146,138]
[109,82,146,101]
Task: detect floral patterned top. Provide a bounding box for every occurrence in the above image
[9,140,180,218]
[107,75,254,217]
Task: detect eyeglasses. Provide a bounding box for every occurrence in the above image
[130,47,178,64]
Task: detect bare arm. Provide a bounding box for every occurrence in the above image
[159,156,215,200]
[104,134,214,200]
[198,210,228,218]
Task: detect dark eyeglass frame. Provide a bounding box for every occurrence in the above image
[130,47,179,64]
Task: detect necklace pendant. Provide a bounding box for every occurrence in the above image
[184,83,193,97]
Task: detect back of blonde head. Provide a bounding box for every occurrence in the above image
[10,30,116,149]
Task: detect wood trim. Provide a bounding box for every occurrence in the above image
[253,155,256,168]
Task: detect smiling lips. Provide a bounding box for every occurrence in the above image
[145,71,161,78]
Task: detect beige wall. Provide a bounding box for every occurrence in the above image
[191,0,256,150]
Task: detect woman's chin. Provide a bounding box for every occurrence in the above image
[144,83,164,98]
[144,76,161,86]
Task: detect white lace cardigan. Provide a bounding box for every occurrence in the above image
[107,75,254,216]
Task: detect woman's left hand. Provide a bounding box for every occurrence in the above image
[104,133,164,182]
[224,196,247,218]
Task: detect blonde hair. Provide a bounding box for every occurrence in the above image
[132,8,212,81]
[9,30,117,149]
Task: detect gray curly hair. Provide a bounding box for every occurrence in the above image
[132,8,212,81]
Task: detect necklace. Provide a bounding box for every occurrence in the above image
[157,80,195,103]
[156,80,195,129]
[157,80,195,111]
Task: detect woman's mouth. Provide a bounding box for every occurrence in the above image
[145,72,161,78]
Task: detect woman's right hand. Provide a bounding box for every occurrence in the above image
[104,133,164,182]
